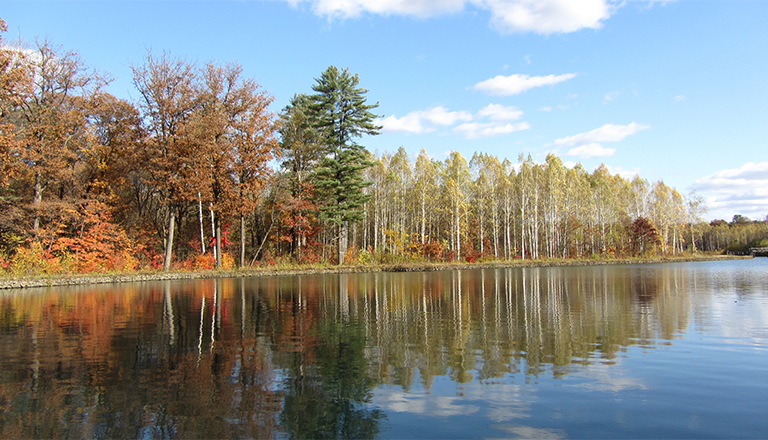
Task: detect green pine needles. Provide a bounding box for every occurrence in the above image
[309,66,381,264]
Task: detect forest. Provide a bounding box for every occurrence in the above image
[1,17,766,275]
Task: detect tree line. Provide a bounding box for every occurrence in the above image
[0,18,764,274]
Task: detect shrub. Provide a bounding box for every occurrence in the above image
[8,242,68,276]
[179,252,235,271]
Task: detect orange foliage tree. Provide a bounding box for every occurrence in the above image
[194,62,279,269]
[52,201,137,273]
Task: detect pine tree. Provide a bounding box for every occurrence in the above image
[309,66,380,264]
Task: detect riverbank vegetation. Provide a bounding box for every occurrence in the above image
[1,18,767,278]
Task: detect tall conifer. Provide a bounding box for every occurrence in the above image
[309,66,380,264]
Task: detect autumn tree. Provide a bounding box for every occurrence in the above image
[194,61,278,268]
[131,52,200,271]
[412,149,438,245]
[517,154,535,259]
[470,152,507,258]
[82,92,144,203]
[685,191,706,253]
[0,18,29,189]
[365,155,386,253]
[443,151,471,260]
[384,147,412,255]
[232,107,279,268]
[3,38,106,243]
[278,94,323,261]
[309,66,380,264]
[0,20,28,255]
[499,159,516,259]
[628,217,661,256]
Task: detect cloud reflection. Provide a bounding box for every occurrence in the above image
[488,424,568,439]
[376,387,480,417]
[568,363,646,393]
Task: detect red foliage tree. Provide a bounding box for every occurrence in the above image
[628,217,662,256]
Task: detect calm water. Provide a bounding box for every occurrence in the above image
[1,260,767,439]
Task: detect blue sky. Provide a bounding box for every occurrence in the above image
[2,0,766,220]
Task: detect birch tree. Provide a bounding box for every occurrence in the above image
[413,149,438,245]
[443,151,471,260]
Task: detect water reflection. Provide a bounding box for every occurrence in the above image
[351,266,691,386]
[0,262,759,438]
[0,280,280,439]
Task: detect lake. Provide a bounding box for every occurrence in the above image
[1,259,767,439]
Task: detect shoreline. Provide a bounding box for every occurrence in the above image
[0,255,751,290]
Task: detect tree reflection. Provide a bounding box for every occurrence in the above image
[0,281,281,439]
[341,266,693,388]
[280,319,383,439]
[0,265,701,438]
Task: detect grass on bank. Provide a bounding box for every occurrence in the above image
[0,246,741,285]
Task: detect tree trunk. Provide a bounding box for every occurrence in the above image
[210,206,217,262]
[163,209,176,272]
[521,195,526,260]
[374,202,379,253]
[198,193,206,254]
[215,215,222,269]
[492,204,498,258]
[338,222,348,265]
[690,223,697,253]
[421,188,426,243]
[32,171,43,237]
[479,203,484,255]
[455,199,461,261]
[240,214,246,268]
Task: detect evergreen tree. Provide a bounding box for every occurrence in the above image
[309,66,380,264]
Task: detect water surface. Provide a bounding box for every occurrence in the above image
[1,260,767,438]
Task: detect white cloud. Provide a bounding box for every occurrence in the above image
[483,0,616,34]
[290,0,466,19]
[378,114,428,134]
[378,106,472,134]
[604,91,619,103]
[566,143,615,159]
[605,164,640,179]
[422,106,473,125]
[284,0,618,34]
[692,162,768,220]
[453,121,530,139]
[674,95,686,102]
[551,122,649,147]
[473,73,577,96]
[476,103,524,120]
[379,103,528,138]
[696,161,768,182]
[541,106,553,112]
